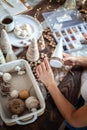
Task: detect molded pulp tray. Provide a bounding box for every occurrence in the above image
[0,59,45,126]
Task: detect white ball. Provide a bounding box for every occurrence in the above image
[21,30,28,37]
[14,26,21,32]
[27,25,33,35]
[22,24,33,36]
[15,66,21,72]
[16,30,22,36]
[22,24,29,30]
[3,73,12,82]
[10,90,19,98]
[25,96,39,111]
[15,25,20,28]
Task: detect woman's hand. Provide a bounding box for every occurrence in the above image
[36,58,55,88]
[63,53,77,66]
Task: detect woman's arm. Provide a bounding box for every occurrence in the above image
[48,82,87,128]
[36,58,87,128]
[75,56,87,66]
[63,53,87,67]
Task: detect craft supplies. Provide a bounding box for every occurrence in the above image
[53,23,87,52]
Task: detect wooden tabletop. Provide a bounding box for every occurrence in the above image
[0,0,84,129]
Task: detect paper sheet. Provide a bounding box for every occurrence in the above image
[0,0,28,18]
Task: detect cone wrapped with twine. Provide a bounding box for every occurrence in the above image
[38,35,45,51]
[0,49,6,64]
[0,29,11,54]
[63,0,76,10]
[26,38,39,62]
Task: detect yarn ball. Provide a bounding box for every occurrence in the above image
[19,89,30,99]
[8,98,25,115]
[25,96,39,111]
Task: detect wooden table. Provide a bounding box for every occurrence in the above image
[0,0,84,130]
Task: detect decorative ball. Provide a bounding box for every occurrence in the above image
[8,98,25,115]
[19,89,30,99]
[10,90,19,98]
[15,66,21,72]
[3,73,12,82]
[25,96,39,111]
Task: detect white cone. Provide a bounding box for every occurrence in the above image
[50,38,63,68]
[0,29,11,54]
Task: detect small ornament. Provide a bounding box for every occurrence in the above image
[3,73,12,83]
[26,38,39,62]
[25,96,40,112]
[14,23,33,38]
[63,0,76,10]
[38,35,45,51]
[10,90,19,98]
[8,98,25,115]
[19,89,30,99]
[15,66,21,72]
[0,23,4,37]
[0,29,11,54]
[0,49,6,64]
[17,71,25,75]
[14,66,26,75]
[50,38,63,68]
[0,82,11,96]
[6,46,17,62]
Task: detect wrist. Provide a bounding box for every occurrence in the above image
[75,57,80,66]
[47,81,57,91]
[72,57,78,66]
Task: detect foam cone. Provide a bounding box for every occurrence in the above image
[0,29,11,54]
[50,38,63,68]
[63,0,76,10]
[26,38,39,62]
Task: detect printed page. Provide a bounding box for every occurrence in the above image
[0,4,8,17]
[0,0,28,18]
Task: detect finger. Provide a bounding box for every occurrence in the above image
[63,53,71,60]
[63,53,68,57]
[63,52,66,57]
[63,56,71,62]
[36,67,40,77]
[36,65,42,76]
[44,58,51,71]
[41,62,46,72]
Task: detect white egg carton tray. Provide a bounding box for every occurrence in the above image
[0,59,45,126]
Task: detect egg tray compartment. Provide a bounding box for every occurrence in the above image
[53,22,87,52]
[0,59,45,126]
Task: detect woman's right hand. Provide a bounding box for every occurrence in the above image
[36,58,55,88]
